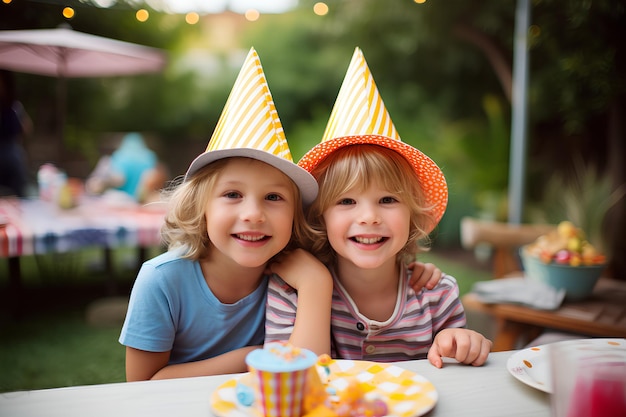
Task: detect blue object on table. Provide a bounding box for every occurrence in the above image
[520,249,604,301]
[110,133,156,199]
[235,381,254,407]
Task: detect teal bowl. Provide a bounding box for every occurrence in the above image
[520,248,606,301]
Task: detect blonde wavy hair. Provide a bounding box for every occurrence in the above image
[306,145,436,267]
[161,157,314,260]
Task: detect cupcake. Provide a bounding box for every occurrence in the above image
[245,342,319,417]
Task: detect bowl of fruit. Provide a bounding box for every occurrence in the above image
[520,221,607,301]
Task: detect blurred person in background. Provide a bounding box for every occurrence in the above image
[86,132,168,203]
[0,69,32,197]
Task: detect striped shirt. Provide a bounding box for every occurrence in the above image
[266,266,467,362]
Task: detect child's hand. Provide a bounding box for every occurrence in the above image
[427,328,492,368]
[407,262,442,292]
[267,248,330,290]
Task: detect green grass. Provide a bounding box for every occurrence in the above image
[419,251,491,295]
[0,247,491,393]
[0,247,153,393]
[0,311,127,392]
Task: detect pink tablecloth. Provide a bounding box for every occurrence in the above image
[0,197,166,258]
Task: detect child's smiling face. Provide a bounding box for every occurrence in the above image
[205,158,296,268]
[322,180,410,271]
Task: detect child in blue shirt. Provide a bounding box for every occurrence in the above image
[119,48,331,381]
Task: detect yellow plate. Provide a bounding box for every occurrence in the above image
[210,359,438,417]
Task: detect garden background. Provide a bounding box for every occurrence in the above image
[1,0,624,392]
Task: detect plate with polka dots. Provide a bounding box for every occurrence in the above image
[506,338,626,393]
[210,359,438,417]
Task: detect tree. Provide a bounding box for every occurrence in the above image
[244,0,625,274]
[3,0,624,275]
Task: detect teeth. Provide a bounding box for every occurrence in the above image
[237,234,265,241]
[354,236,383,244]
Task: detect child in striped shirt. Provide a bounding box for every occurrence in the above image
[265,47,491,367]
[266,144,491,368]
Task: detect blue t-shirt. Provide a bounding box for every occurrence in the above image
[119,249,267,364]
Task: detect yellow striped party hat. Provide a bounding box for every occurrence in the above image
[321,47,399,143]
[186,47,317,205]
[298,47,447,229]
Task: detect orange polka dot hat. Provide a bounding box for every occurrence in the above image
[298,47,448,231]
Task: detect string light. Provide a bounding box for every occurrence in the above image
[244,9,260,21]
[62,7,75,19]
[185,12,200,24]
[0,1,294,26]
[136,8,149,22]
[313,2,328,16]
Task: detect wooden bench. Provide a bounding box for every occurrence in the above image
[460,217,555,278]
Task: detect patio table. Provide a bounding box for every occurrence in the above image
[0,196,166,314]
[462,277,626,350]
[0,350,550,417]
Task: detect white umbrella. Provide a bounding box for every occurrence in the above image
[0,26,167,157]
[0,26,166,77]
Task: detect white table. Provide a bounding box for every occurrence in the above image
[0,351,549,417]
